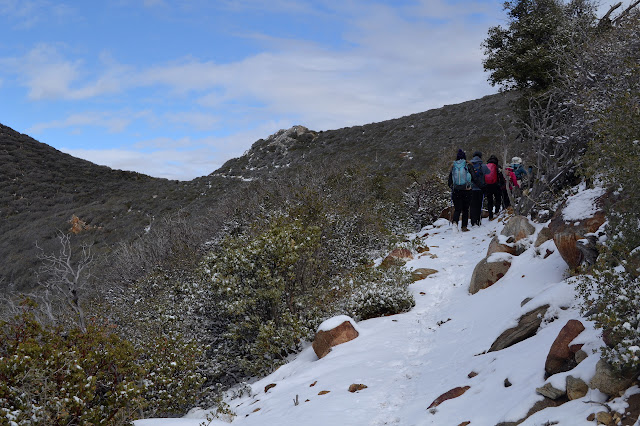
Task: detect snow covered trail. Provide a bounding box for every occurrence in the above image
[137,215,609,426]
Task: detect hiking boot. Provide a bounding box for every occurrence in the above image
[461,227,470,232]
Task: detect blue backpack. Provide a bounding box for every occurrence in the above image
[451,160,471,189]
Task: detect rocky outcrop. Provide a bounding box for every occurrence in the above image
[312,320,359,359]
[501,215,535,242]
[489,305,550,352]
[411,268,438,281]
[549,192,607,269]
[469,256,512,294]
[545,320,585,377]
[589,359,635,397]
[381,248,414,268]
[427,386,470,409]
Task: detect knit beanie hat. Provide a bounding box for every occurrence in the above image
[456,149,466,160]
[473,151,483,159]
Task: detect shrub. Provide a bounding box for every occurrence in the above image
[343,266,415,321]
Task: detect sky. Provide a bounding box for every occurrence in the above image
[0,0,506,180]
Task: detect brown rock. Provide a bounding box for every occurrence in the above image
[589,359,635,397]
[536,382,566,400]
[439,206,454,220]
[458,422,471,426]
[596,411,613,425]
[416,246,430,253]
[310,381,317,387]
[534,227,554,247]
[318,390,330,395]
[427,386,470,409]
[468,371,478,378]
[501,215,535,242]
[566,376,589,400]
[486,236,517,257]
[622,393,640,426]
[549,201,606,270]
[469,257,512,294]
[587,413,596,421]
[264,383,276,393]
[545,319,585,377]
[348,384,368,393]
[489,305,550,352]
[411,268,438,281]
[381,248,414,268]
[575,349,588,365]
[312,320,359,359]
[495,397,565,426]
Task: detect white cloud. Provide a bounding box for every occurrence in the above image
[28,110,150,134]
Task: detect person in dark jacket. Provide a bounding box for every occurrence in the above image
[469,151,490,226]
[447,149,472,232]
[485,155,502,220]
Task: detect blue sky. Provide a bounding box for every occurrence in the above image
[0,0,506,180]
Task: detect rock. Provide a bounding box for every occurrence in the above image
[312,319,359,359]
[549,195,607,269]
[501,215,535,242]
[416,246,430,253]
[545,319,585,377]
[427,386,470,409]
[587,413,596,421]
[468,371,478,378]
[264,383,276,393]
[489,305,550,352]
[348,384,368,393]
[381,248,414,268]
[411,268,438,281]
[534,227,554,247]
[495,397,565,426]
[596,411,613,425]
[439,206,454,220]
[318,390,330,395]
[504,378,512,387]
[486,236,517,257]
[566,376,589,400]
[589,359,635,397]
[469,257,512,294]
[622,393,640,426]
[575,349,588,365]
[536,382,566,400]
[458,422,471,426]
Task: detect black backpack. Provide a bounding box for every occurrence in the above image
[469,163,486,189]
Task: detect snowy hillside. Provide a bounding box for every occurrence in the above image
[137,213,638,426]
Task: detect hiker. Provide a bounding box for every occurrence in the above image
[503,162,519,209]
[485,155,502,220]
[469,151,490,226]
[447,149,472,232]
[511,157,527,188]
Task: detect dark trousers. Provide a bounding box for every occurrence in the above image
[451,189,470,228]
[470,190,484,226]
[485,184,501,219]
[502,188,510,208]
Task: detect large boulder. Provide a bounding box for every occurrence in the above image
[589,359,635,397]
[486,236,517,257]
[549,189,607,270]
[489,305,550,352]
[469,255,512,294]
[501,215,535,242]
[312,316,359,359]
[381,248,413,268]
[545,320,585,377]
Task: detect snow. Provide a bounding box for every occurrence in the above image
[317,315,359,332]
[137,215,611,426]
[562,187,605,221]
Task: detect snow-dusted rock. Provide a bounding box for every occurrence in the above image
[469,255,512,294]
[545,319,585,377]
[381,248,413,268]
[566,376,588,400]
[534,226,554,248]
[536,382,566,400]
[589,359,635,397]
[500,215,535,242]
[312,316,359,359]
[411,268,438,281]
[427,386,470,409]
[486,235,517,257]
[489,305,550,352]
[549,189,607,269]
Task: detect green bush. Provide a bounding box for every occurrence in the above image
[0,299,205,425]
[343,266,415,321]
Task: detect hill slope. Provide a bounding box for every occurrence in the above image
[137,212,624,426]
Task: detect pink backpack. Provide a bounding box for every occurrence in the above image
[485,163,498,184]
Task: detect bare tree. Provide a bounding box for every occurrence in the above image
[36,232,93,332]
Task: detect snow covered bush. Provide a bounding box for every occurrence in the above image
[343,266,415,321]
[404,172,449,230]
